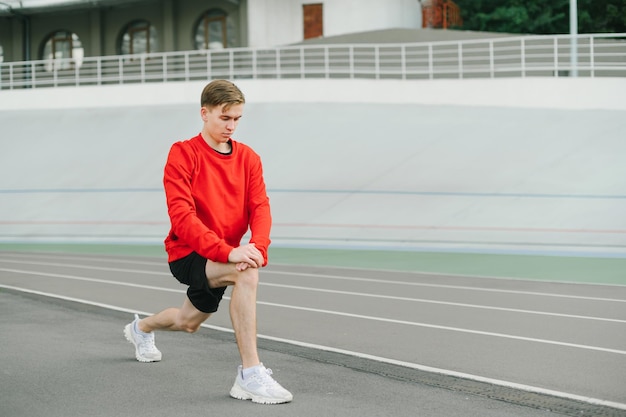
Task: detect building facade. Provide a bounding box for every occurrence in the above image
[0,0,423,63]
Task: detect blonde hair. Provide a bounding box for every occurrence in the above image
[200,79,245,110]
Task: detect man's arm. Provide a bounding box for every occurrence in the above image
[247,156,272,266]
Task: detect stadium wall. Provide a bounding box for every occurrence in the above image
[1,77,625,257]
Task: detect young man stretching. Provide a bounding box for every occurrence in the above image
[124,79,293,405]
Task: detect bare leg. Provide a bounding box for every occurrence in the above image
[138,261,236,334]
[228,268,260,368]
[204,261,261,369]
[139,297,211,333]
[137,259,262,369]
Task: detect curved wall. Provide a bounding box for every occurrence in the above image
[1,78,625,256]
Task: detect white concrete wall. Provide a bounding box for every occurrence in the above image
[1,77,625,256]
[246,0,422,47]
[323,0,421,36]
[3,78,624,111]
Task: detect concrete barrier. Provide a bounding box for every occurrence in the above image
[1,78,625,256]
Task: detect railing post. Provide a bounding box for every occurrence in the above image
[570,34,578,77]
[252,49,257,79]
[140,55,145,83]
[401,45,406,80]
[590,36,595,78]
[458,43,463,79]
[300,47,304,79]
[554,37,559,77]
[374,45,379,79]
[163,54,167,82]
[53,62,58,87]
[428,43,433,80]
[325,46,330,79]
[521,38,526,77]
[350,45,354,79]
[118,57,123,84]
[276,48,281,79]
[488,40,494,78]
[206,50,211,79]
[488,40,495,78]
[31,61,35,89]
[185,52,190,82]
[229,49,234,79]
[97,58,101,85]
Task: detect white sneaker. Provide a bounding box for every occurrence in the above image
[229,363,293,404]
[123,314,162,363]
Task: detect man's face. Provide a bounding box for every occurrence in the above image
[202,103,244,145]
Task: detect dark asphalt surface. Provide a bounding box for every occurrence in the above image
[0,290,578,417]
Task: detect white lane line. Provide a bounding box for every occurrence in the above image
[254,299,626,355]
[2,283,625,412]
[272,262,626,289]
[0,253,164,266]
[261,282,626,323]
[0,267,180,292]
[1,263,623,322]
[1,267,624,355]
[1,258,623,303]
[269,271,626,302]
[0,259,169,275]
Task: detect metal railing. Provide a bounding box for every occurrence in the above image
[1,33,625,90]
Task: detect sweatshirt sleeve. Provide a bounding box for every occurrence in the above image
[163,143,233,263]
[247,154,272,266]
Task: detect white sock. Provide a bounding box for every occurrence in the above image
[242,364,263,379]
[134,320,149,336]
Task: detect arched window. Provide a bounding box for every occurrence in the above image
[194,9,235,50]
[119,20,158,55]
[41,31,84,72]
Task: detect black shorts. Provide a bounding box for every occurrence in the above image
[169,252,227,313]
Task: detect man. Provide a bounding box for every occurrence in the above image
[124,79,293,405]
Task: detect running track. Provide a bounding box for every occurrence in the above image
[1,250,625,415]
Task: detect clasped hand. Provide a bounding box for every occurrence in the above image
[228,243,263,271]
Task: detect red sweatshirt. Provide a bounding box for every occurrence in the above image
[163,134,271,265]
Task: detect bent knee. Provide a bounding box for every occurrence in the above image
[176,320,203,333]
[182,324,200,333]
[236,267,259,287]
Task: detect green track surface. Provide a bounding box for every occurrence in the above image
[1,243,625,286]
